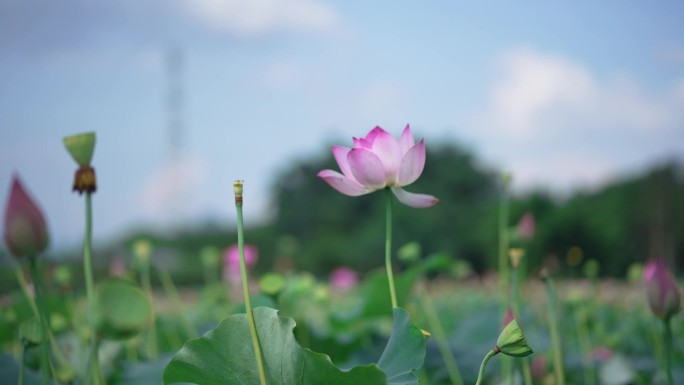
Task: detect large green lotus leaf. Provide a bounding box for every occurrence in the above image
[97,278,153,340]
[164,307,426,385]
[377,308,427,384]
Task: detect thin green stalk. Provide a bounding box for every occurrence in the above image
[158,269,196,338]
[235,184,267,385]
[498,181,511,385]
[543,275,565,385]
[573,303,596,385]
[521,359,533,385]
[15,268,73,376]
[476,349,498,385]
[511,263,532,385]
[385,188,398,309]
[29,257,50,385]
[498,185,509,304]
[83,193,103,385]
[419,287,464,385]
[139,257,157,359]
[19,344,26,385]
[663,318,673,385]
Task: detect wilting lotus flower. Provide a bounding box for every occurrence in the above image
[224,244,258,282]
[643,259,681,320]
[3,176,49,258]
[330,267,358,292]
[317,125,439,208]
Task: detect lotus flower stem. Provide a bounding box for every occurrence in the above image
[15,267,74,378]
[419,287,463,385]
[385,187,398,309]
[510,259,532,385]
[158,269,196,338]
[542,273,565,385]
[475,349,498,385]
[137,245,158,359]
[80,193,105,384]
[572,302,596,385]
[498,177,512,385]
[234,181,267,385]
[18,344,26,385]
[498,175,510,307]
[28,256,51,385]
[663,317,673,385]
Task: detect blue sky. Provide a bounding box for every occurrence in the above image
[2,1,684,251]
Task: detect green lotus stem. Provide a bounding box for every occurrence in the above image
[385,187,398,309]
[498,180,511,384]
[573,303,596,385]
[475,349,498,385]
[158,269,196,338]
[14,268,74,377]
[419,287,463,385]
[521,359,533,385]
[29,256,50,385]
[19,343,27,385]
[543,274,565,385]
[139,252,157,359]
[497,180,509,304]
[82,193,103,385]
[511,262,532,385]
[235,183,267,385]
[663,317,673,385]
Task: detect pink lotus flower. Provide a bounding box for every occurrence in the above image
[330,267,358,292]
[223,244,258,282]
[3,176,49,258]
[643,259,681,320]
[317,125,439,208]
[516,212,536,241]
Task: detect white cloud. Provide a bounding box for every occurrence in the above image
[468,47,684,191]
[180,0,342,36]
[140,156,207,224]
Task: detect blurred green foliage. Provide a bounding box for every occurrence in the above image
[1,143,681,292]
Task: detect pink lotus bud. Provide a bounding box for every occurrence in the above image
[516,212,535,241]
[330,267,358,292]
[643,259,681,320]
[3,176,49,258]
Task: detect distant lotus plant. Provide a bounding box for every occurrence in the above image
[63,131,104,384]
[643,258,681,385]
[318,125,438,309]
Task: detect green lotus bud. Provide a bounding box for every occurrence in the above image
[496,318,533,357]
[54,265,72,288]
[398,241,421,262]
[63,132,95,167]
[132,239,152,267]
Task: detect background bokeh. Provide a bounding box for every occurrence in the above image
[1,1,683,280]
